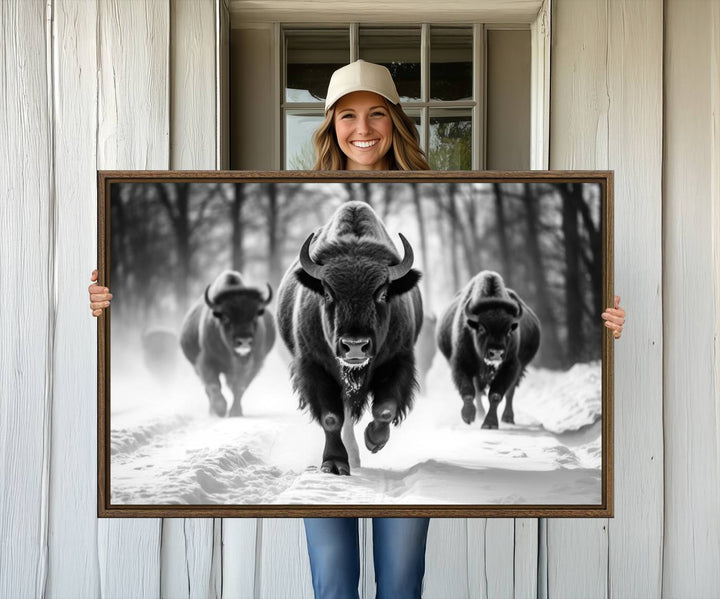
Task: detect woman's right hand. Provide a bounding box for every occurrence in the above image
[89,269,112,317]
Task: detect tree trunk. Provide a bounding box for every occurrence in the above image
[231,183,246,271]
[447,183,462,291]
[411,184,432,311]
[493,183,513,287]
[522,185,564,367]
[266,183,282,289]
[562,184,584,362]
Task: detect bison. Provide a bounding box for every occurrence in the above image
[180,270,275,417]
[437,271,541,429]
[276,201,423,475]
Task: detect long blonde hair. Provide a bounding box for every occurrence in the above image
[311,100,430,171]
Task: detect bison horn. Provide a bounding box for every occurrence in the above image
[464,300,479,322]
[263,283,273,304]
[388,234,414,282]
[204,284,216,309]
[299,233,324,280]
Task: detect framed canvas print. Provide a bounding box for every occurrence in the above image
[97,170,613,517]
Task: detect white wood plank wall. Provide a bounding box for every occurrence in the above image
[663,0,720,596]
[0,0,718,597]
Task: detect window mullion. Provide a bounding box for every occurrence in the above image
[473,23,485,171]
[350,23,359,61]
[421,24,430,157]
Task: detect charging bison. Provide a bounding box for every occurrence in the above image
[438,271,541,429]
[277,201,423,475]
[180,271,275,417]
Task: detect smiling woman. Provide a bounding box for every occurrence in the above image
[311,60,430,171]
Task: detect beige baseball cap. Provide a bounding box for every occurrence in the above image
[324,60,400,112]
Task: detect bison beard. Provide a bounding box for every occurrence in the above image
[277,201,423,475]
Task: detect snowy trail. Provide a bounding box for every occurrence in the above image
[111,351,603,505]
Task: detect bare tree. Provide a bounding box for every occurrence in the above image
[521,184,564,366]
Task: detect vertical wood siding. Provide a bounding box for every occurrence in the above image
[95,0,169,595]
[162,2,221,598]
[663,1,720,595]
[549,2,664,599]
[549,3,611,594]
[1,0,718,597]
[605,1,664,596]
[47,1,101,597]
[0,1,53,597]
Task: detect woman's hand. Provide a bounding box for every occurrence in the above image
[89,269,112,317]
[602,295,625,339]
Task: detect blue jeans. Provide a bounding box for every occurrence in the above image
[303,517,430,599]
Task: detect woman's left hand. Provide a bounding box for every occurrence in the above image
[602,295,625,339]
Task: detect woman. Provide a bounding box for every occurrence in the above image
[88,60,626,598]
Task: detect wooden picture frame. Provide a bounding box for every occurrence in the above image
[97,170,613,518]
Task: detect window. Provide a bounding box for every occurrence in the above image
[283,25,479,170]
[228,23,531,171]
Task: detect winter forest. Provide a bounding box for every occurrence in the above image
[108,179,606,506]
[110,180,603,368]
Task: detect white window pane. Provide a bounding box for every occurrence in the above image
[430,27,473,101]
[429,109,472,170]
[358,27,421,102]
[285,112,324,169]
[286,30,349,103]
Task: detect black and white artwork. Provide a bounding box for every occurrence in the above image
[102,174,611,514]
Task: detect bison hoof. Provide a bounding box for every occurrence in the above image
[501,412,514,424]
[210,397,227,417]
[461,401,476,425]
[228,404,244,417]
[481,417,499,430]
[364,421,390,453]
[321,459,350,475]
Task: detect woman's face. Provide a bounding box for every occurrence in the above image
[333,91,394,170]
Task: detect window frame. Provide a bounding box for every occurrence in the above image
[280,23,495,171]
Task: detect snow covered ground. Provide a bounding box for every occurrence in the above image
[110,349,602,506]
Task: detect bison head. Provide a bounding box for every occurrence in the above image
[296,232,420,369]
[205,283,272,357]
[464,292,522,369]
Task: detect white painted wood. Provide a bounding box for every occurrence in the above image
[97,0,170,170]
[171,0,217,170]
[547,1,609,595]
[605,1,664,597]
[424,519,469,599]
[0,1,52,597]
[163,2,220,597]
[222,519,257,598]
[663,1,720,596]
[229,0,543,25]
[96,1,169,595]
[258,519,314,598]
[547,521,607,599]
[481,519,515,598]
[47,0,101,597]
[530,0,550,170]
[161,520,217,599]
[513,519,538,599]
[98,520,161,599]
[549,1,665,598]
